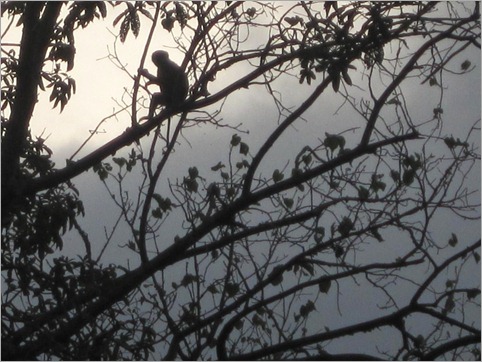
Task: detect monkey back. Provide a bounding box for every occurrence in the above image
[151,50,189,108]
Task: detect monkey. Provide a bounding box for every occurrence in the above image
[139,50,189,120]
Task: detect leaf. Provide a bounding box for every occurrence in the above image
[444,295,455,314]
[139,7,154,21]
[299,69,316,85]
[390,170,400,182]
[448,233,458,247]
[207,284,218,294]
[302,154,312,165]
[341,69,352,86]
[444,136,469,149]
[60,97,68,112]
[130,12,140,37]
[319,279,331,294]
[221,172,229,180]
[283,197,294,209]
[433,107,443,116]
[403,154,422,170]
[331,74,340,92]
[239,142,249,155]
[314,227,325,243]
[370,228,384,242]
[252,314,265,327]
[211,162,225,171]
[231,134,241,146]
[337,217,354,237]
[370,174,386,192]
[256,308,266,316]
[183,177,198,193]
[151,208,163,219]
[225,282,239,297]
[444,136,456,149]
[93,162,110,181]
[245,7,256,17]
[402,169,416,186]
[299,300,316,318]
[461,60,471,71]
[153,195,172,212]
[291,167,302,178]
[95,2,107,18]
[234,319,244,330]
[113,157,126,167]
[120,17,130,43]
[467,289,480,300]
[414,335,425,349]
[334,245,344,258]
[324,133,345,152]
[272,169,284,183]
[113,10,126,26]
[387,97,401,105]
[161,16,175,32]
[180,274,197,287]
[358,186,369,201]
[152,193,163,204]
[270,266,284,286]
[226,187,236,198]
[473,251,480,264]
[299,261,314,276]
[284,16,302,26]
[188,166,199,179]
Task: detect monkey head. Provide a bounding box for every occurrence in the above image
[151,50,170,67]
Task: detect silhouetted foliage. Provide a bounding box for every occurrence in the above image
[2,2,480,360]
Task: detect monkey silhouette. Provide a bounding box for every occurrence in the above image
[140,50,189,119]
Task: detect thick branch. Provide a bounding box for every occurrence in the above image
[1,3,62,218]
[421,335,481,360]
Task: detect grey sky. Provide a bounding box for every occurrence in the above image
[2,2,480,359]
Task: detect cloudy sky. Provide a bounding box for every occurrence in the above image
[2,2,480,358]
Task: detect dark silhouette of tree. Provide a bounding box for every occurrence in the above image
[1,2,480,360]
